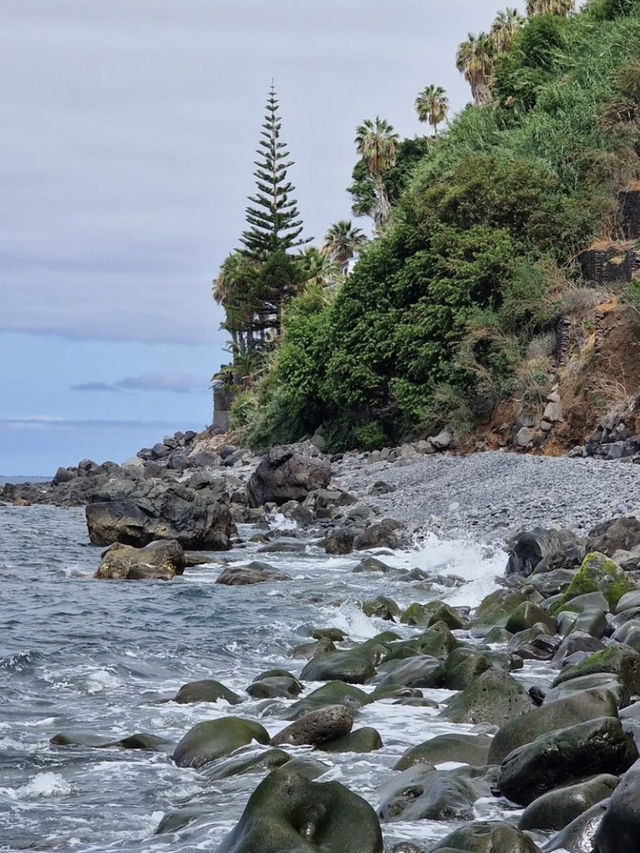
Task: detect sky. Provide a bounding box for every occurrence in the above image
[1,0,526,475]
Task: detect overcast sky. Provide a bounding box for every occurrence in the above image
[1,0,525,475]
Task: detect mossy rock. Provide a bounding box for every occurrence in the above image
[207,747,291,780]
[400,601,465,630]
[483,626,513,644]
[362,596,400,620]
[285,681,371,720]
[215,767,383,853]
[395,733,493,770]
[290,638,336,659]
[385,622,457,662]
[519,773,618,831]
[552,645,640,694]
[311,628,347,642]
[173,679,242,705]
[431,820,540,852]
[437,647,492,691]
[550,552,636,615]
[300,633,398,684]
[505,602,556,634]
[246,675,303,700]
[320,726,383,754]
[475,589,533,627]
[441,668,533,727]
[173,717,270,768]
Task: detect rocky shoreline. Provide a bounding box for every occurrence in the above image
[7,432,640,850]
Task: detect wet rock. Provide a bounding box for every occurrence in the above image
[378,765,496,823]
[215,767,383,853]
[519,773,618,831]
[488,687,618,764]
[474,589,533,627]
[505,602,556,634]
[400,601,465,630]
[395,733,493,770]
[173,717,270,769]
[286,682,371,719]
[372,655,441,692]
[206,746,291,780]
[588,516,640,557]
[506,527,584,577]
[173,679,241,705]
[95,539,186,580]
[86,491,235,550]
[290,637,336,659]
[271,705,353,748]
[352,557,393,573]
[544,800,609,852]
[385,622,457,663]
[497,717,637,806]
[300,633,395,684]
[362,596,400,620]
[430,820,540,852]
[51,731,120,748]
[156,807,213,834]
[552,645,640,696]
[353,518,406,550]
[246,675,302,700]
[442,668,533,727]
[550,552,635,614]
[310,628,347,642]
[594,760,640,852]
[246,444,331,507]
[324,528,355,555]
[216,561,291,585]
[553,632,605,663]
[320,727,383,754]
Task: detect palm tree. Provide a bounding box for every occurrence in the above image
[490,8,525,53]
[355,117,400,228]
[298,246,341,287]
[456,33,495,106]
[322,220,368,264]
[414,85,449,136]
[526,0,575,15]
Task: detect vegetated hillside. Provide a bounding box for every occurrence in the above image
[243,0,640,453]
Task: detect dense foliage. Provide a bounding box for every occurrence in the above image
[241,2,640,450]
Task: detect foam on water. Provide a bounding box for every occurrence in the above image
[19,772,72,799]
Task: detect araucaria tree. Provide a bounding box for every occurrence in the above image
[415,85,449,136]
[213,84,311,362]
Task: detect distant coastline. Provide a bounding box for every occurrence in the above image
[0,475,50,485]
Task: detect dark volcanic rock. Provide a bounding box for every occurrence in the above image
[430,820,540,852]
[246,444,331,507]
[588,516,640,557]
[594,759,640,852]
[271,705,353,748]
[506,527,584,577]
[215,767,383,853]
[497,716,637,806]
[519,774,618,831]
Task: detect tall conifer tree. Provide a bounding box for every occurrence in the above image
[240,84,310,260]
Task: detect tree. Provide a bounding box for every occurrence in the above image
[323,221,368,264]
[456,33,495,106]
[240,84,311,261]
[212,251,260,355]
[354,118,400,228]
[526,0,575,14]
[414,84,449,136]
[490,8,526,52]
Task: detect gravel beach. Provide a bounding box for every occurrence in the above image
[335,450,640,543]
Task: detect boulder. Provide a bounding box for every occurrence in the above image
[246,675,302,700]
[207,746,291,781]
[395,733,493,770]
[271,705,353,748]
[215,768,383,853]
[594,760,640,852]
[352,557,393,573]
[324,528,355,555]
[544,800,609,852]
[362,596,400,621]
[430,821,540,852]
[474,589,533,627]
[400,601,465,630]
[173,679,241,705]
[246,444,331,507]
[319,727,383,754]
[86,490,235,550]
[95,539,185,580]
[353,519,406,550]
[505,602,556,634]
[216,561,291,585]
[588,516,640,557]
[378,765,496,823]
[488,688,618,764]
[285,682,371,720]
[551,645,640,695]
[441,668,533,727]
[173,717,270,768]
[550,552,635,614]
[519,774,618,831]
[506,527,584,577]
[300,634,395,684]
[385,623,457,663]
[497,717,637,806]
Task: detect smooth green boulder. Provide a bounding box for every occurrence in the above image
[215,768,383,853]
[430,820,540,852]
[300,633,397,684]
[400,601,465,630]
[173,679,241,705]
[474,589,534,627]
[519,774,618,831]
[552,644,640,694]
[505,601,556,634]
[543,673,629,708]
[285,681,371,720]
[395,733,493,770]
[246,675,302,699]
[320,727,383,754]
[173,717,270,768]
[441,668,533,726]
[436,647,491,690]
[372,654,440,692]
[207,747,291,780]
[497,717,637,806]
[384,622,457,662]
[488,687,618,764]
[550,552,635,615]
